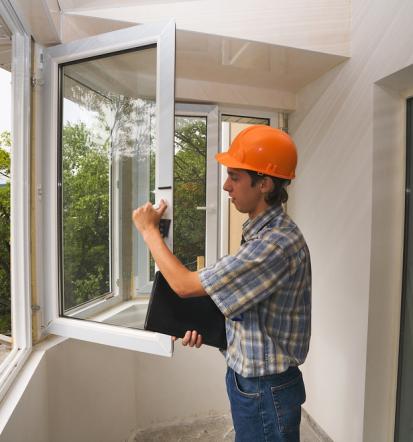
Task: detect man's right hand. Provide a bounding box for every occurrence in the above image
[172,330,203,348]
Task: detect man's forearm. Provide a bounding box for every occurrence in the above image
[142,227,207,298]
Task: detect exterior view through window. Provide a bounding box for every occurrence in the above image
[0,14,12,360]
[60,45,157,327]
[173,116,206,271]
[221,115,270,255]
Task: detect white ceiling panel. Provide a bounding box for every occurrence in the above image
[176,31,346,93]
[58,0,197,12]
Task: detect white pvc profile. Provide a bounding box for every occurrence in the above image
[0,0,32,400]
[41,21,175,356]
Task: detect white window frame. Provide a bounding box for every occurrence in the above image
[39,21,175,356]
[218,108,280,258]
[0,0,32,400]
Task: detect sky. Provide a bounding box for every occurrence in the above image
[0,68,11,133]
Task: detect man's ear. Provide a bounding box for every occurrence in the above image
[260,176,274,194]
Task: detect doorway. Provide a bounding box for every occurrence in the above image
[395,97,413,441]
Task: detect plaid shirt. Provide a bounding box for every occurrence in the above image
[199,205,311,377]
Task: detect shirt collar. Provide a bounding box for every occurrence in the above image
[242,205,283,241]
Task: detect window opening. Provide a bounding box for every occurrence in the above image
[174,116,207,271]
[59,45,157,328]
[220,115,270,255]
[0,14,12,362]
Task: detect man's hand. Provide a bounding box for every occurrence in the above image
[173,330,203,348]
[132,200,167,236]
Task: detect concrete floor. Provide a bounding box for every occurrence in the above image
[131,413,326,441]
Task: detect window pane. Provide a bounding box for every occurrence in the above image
[174,117,207,271]
[60,46,157,328]
[221,117,270,255]
[0,15,12,361]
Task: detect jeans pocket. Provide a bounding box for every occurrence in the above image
[233,371,260,399]
[271,373,306,434]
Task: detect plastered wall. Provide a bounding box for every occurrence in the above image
[2,1,413,441]
[288,0,413,440]
[0,338,229,442]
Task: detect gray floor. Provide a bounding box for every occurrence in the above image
[132,413,323,441]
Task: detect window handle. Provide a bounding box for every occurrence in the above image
[196,205,216,212]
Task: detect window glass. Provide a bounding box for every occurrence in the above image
[174,116,207,271]
[221,116,270,255]
[60,45,156,327]
[0,14,12,361]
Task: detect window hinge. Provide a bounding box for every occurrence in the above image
[31,304,41,312]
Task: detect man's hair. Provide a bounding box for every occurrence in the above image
[246,170,290,206]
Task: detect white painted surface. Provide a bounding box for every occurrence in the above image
[0,351,48,442]
[0,338,229,442]
[176,77,296,112]
[0,1,411,441]
[288,0,413,440]
[65,0,350,56]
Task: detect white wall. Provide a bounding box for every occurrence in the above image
[3,1,413,441]
[0,339,229,442]
[288,0,413,440]
[0,352,49,442]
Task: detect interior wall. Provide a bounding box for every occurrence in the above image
[288,0,413,441]
[0,353,49,442]
[45,339,228,442]
[363,83,405,442]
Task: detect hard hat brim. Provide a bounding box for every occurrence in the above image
[215,152,248,170]
[215,152,295,180]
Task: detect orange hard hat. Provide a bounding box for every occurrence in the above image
[215,125,297,179]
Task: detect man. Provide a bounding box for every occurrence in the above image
[132,125,311,442]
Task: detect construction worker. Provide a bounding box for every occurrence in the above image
[132,125,311,442]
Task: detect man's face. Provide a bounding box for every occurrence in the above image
[223,168,266,218]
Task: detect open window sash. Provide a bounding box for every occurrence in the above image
[40,21,175,356]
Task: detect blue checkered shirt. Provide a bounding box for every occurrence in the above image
[199,205,311,377]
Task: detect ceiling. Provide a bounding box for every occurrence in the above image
[4,1,348,108]
[176,30,344,93]
[57,0,197,11]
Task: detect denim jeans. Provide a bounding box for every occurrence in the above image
[226,366,306,442]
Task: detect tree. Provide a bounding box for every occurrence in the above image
[62,123,110,309]
[0,131,11,335]
[173,118,206,270]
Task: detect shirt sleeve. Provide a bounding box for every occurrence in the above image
[198,238,290,319]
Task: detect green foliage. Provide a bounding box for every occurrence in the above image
[173,118,206,270]
[62,123,110,310]
[0,131,10,180]
[0,116,207,332]
[0,131,11,335]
